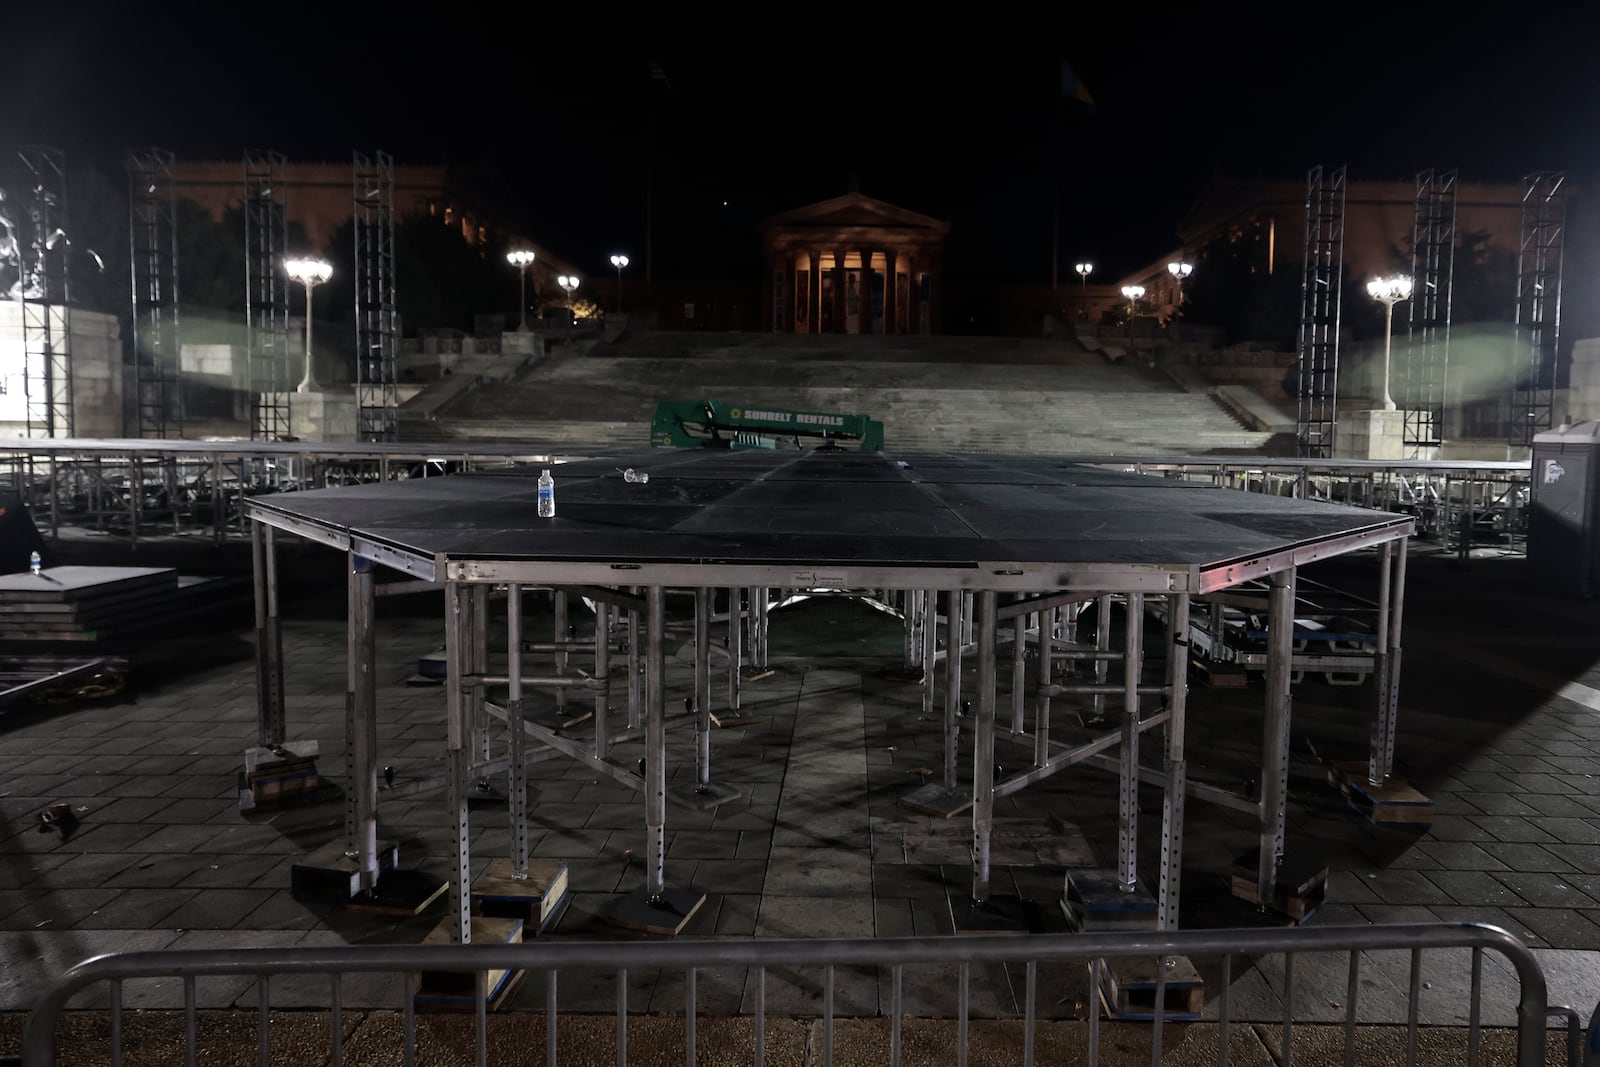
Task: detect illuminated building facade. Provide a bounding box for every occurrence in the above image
[760,193,949,335]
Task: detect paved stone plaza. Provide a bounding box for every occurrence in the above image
[0,535,1598,1056]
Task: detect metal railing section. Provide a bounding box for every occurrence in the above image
[0,440,1533,553]
[22,923,1581,1067]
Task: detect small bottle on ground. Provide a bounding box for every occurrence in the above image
[538,469,556,518]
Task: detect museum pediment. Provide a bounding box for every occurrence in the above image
[762,193,949,235]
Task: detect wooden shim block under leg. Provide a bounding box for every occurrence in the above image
[1230,850,1328,923]
[413,916,524,1012]
[1329,760,1434,827]
[1096,955,1204,1020]
[471,858,570,933]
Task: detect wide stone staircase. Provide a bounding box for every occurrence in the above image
[399,331,1288,456]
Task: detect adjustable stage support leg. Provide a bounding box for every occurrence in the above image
[467,583,573,943]
[243,520,314,825]
[613,585,706,935]
[1064,592,1157,936]
[291,553,443,915]
[900,588,972,818]
[1231,567,1327,923]
[952,590,1026,933]
[670,588,740,811]
[1329,535,1432,828]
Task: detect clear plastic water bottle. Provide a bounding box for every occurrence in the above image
[537,469,555,518]
[28,550,40,576]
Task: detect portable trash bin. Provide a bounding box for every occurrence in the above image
[1529,420,1600,597]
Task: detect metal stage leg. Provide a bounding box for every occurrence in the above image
[1370,538,1407,786]
[346,554,380,891]
[241,520,315,817]
[946,590,963,788]
[1258,568,1296,896]
[592,601,611,762]
[1092,595,1112,723]
[726,587,742,712]
[1325,534,1431,831]
[1158,594,1190,931]
[952,590,1026,932]
[920,589,937,721]
[508,584,529,875]
[553,589,569,712]
[627,589,642,730]
[1117,593,1145,894]
[753,586,769,670]
[900,589,972,817]
[905,590,921,670]
[467,585,502,804]
[612,586,707,935]
[1010,602,1027,734]
[671,588,740,811]
[1034,605,1054,769]
[251,519,285,749]
[972,589,997,901]
[446,581,473,942]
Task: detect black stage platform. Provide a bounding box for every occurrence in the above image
[247,448,1411,589]
[243,447,1415,942]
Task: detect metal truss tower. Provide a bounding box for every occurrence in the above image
[17,147,72,439]
[128,148,182,438]
[1512,172,1565,446]
[1403,168,1456,456]
[353,150,398,442]
[1295,164,1346,459]
[245,150,291,441]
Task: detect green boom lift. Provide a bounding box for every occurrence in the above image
[650,400,885,452]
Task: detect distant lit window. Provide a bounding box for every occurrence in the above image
[684,303,695,319]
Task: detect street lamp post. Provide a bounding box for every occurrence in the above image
[1167,260,1192,308]
[506,249,536,331]
[1120,284,1144,321]
[1075,261,1093,288]
[558,275,579,321]
[285,257,332,394]
[1366,275,1414,411]
[610,254,629,313]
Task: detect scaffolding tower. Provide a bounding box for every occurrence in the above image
[1296,164,1346,459]
[128,148,182,439]
[1512,172,1565,446]
[1403,168,1456,457]
[17,146,72,439]
[353,150,398,442]
[245,150,291,442]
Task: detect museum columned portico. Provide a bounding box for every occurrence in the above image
[760,192,949,335]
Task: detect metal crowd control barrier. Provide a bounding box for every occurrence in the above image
[21,923,1583,1067]
[0,440,1533,555]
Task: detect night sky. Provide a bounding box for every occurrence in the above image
[8,6,1600,285]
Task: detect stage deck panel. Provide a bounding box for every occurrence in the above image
[245,449,1412,586]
